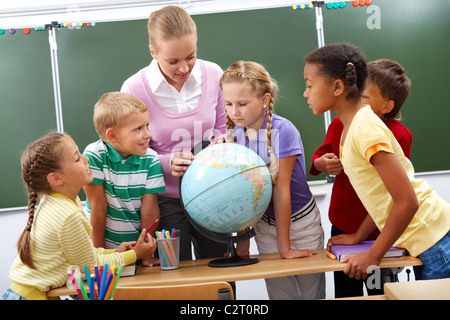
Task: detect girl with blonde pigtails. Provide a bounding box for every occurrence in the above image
[220,61,325,300]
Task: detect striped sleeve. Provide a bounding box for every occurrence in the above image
[83,141,105,184]
[144,152,165,194]
[59,210,136,269]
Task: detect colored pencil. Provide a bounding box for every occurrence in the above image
[105,273,116,300]
[132,218,159,247]
[76,276,88,300]
[109,266,123,299]
[99,273,113,300]
[90,274,95,300]
[68,272,83,300]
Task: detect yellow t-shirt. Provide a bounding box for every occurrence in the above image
[341,106,450,257]
[9,193,136,300]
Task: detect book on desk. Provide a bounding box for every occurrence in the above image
[330,240,405,262]
[121,263,137,277]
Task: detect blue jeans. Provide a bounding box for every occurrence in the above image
[415,230,450,280]
[2,288,27,300]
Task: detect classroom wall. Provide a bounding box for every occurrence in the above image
[1,0,449,299]
[1,172,449,299]
[2,0,450,209]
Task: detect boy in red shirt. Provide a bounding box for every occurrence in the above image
[310,59,412,298]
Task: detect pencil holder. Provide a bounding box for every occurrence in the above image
[157,236,180,270]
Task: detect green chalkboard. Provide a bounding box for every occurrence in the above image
[1,1,449,209]
[0,30,57,208]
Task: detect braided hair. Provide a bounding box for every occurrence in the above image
[220,61,279,184]
[304,43,367,101]
[17,132,68,268]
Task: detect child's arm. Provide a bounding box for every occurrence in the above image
[83,184,108,248]
[342,151,418,279]
[139,193,160,267]
[273,155,317,259]
[140,193,160,236]
[327,213,377,251]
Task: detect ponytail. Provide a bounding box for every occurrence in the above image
[345,62,359,101]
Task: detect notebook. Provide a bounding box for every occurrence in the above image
[330,240,405,262]
[121,263,137,277]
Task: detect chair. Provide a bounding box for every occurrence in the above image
[112,281,234,300]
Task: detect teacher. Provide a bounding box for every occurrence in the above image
[121,5,227,261]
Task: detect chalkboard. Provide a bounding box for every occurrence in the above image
[0,30,57,208]
[323,0,450,174]
[1,1,449,209]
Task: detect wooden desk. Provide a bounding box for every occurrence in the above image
[384,278,450,300]
[47,249,422,297]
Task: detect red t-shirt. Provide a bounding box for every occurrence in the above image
[310,116,412,238]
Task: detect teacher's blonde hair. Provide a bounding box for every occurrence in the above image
[147,5,197,52]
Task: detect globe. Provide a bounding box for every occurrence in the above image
[179,142,273,267]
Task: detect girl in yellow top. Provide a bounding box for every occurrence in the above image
[303,43,450,281]
[2,133,157,300]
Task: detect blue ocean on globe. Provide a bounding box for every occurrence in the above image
[180,143,273,234]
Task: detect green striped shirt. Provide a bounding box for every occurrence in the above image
[83,140,165,248]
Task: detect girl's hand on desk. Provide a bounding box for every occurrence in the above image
[133,228,157,260]
[342,250,381,280]
[281,248,318,259]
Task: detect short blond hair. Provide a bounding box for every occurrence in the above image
[147,5,197,52]
[93,92,147,141]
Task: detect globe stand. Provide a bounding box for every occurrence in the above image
[207,228,259,267]
[180,202,260,268]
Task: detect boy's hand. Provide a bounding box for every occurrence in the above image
[141,257,161,267]
[314,153,343,175]
[132,228,157,260]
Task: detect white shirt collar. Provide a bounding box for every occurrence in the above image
[147,59,202,93]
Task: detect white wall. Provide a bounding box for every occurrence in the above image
[1,172,448,299]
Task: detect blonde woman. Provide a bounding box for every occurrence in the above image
[121,6,227,261]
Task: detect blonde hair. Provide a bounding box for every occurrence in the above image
[93,92,148,141]
[19,132,69,269]
[220,61,279,183]
[147,5,197,51]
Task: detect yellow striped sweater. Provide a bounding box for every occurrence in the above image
[8,192,136,300]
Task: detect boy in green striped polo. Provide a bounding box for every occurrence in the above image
[83,92,165,267]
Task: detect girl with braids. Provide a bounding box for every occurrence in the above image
[303,43,450,281]
[3,133,156,300]
[220,61,325,300]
